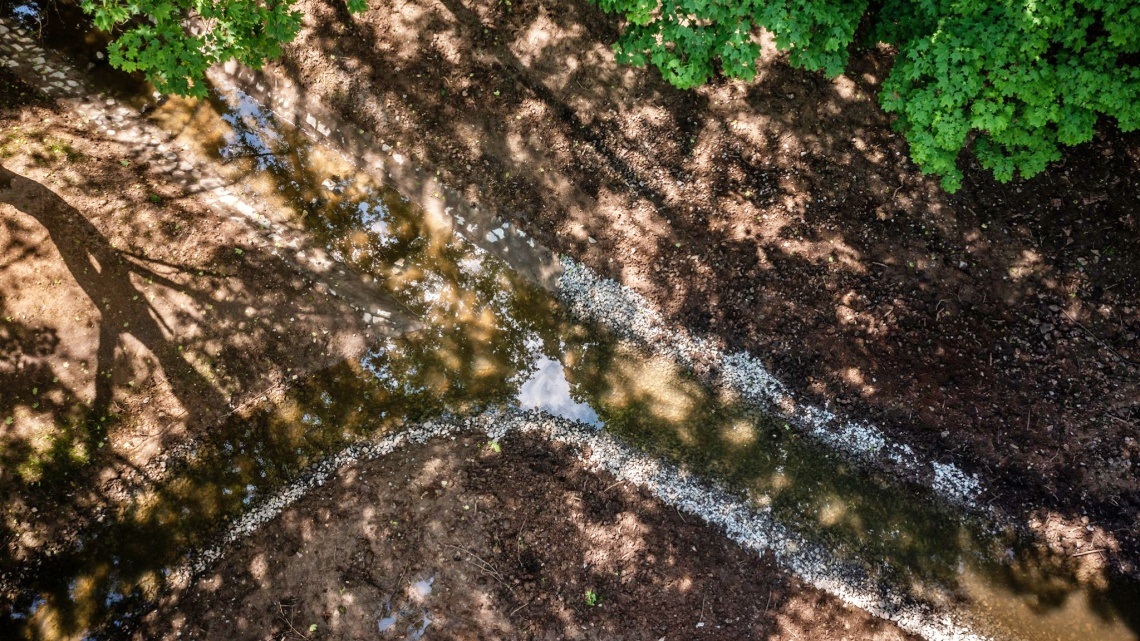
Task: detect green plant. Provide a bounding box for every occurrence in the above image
[584,589,600,606]
[594,0,1140,191]
[82,0,368,97]
[44,137,80,160]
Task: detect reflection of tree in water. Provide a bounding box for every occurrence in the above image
[557,332,1140,638]
[227,73,1071,610]
[217,88,288,171]
[3,22,1136,637]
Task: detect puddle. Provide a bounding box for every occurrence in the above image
[376,578,433,638]
[1,18,1139,641]
[516,339,601,427]
[410,578,433,600]
[218,88,284,170]
[377,611,397,632]
[7,2,43,28]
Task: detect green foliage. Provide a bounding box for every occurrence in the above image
[594,0,1140,191]
[82,0,368,98]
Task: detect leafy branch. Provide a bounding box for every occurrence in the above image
[595,0,1140,191]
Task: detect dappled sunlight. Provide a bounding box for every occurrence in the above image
[0,72,430,635]
[720,418,757,448]
[816,495,862,533]
[597,346,701,427]
[768,231,866,273]
[959,561,1139,641]
[769,590,909,641]
[1008,249,1044,282]
[125,431,815,639]
[839,367,876,398]
[2,2,1138,637]
[2,356,450,636]
[509,9,574,70]
[549,325,1140,636]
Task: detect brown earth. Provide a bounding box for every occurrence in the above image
[135,432,917,641]
[0,67,403,583]
[250,0,1139,568]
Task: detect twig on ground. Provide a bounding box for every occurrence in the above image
[444,543,514,594]
[1060,309,1138,367]
[1070,548,1106,558]
[222,150,279,164]
[509,600,532,616]
[276,600,311,640]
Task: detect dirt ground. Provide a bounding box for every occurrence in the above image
[253,0,1140,568]
[0,67,406,585]
[136,432,916,641]
[3,0,1139,633]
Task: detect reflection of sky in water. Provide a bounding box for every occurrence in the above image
[377,579,433,638]
[358,200,395,242]
[516,339,601,427]
[10,595,46,620]
[360,343,424,397]
[411,577,433,599]
[457,255,484,277]
[377,613,397,632]
[219,89,284,169]
[9,2,43,25]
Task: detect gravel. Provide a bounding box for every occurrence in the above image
[0,28,985,638]
[556,257,984,508]
[169,408,991,641]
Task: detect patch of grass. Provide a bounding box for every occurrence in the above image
[0,129,29,158]
[44,137,81,161]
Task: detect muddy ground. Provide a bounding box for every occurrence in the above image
[0,67,406,584]
[245,0,1140,566]
[136,432,916,641]
[0,62,915,640]
[2,0,1139,634]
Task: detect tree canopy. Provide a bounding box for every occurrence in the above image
[595,0,1140,191]
[81,0,362,97]
[82,0,1138,191]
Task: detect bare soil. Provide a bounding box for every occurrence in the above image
[268,0,1140,569]
[135,432,916,641]
[0,67,391,582]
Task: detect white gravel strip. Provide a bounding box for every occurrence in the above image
[556,258,983,508]
[170,421,456,584]
[172,408,990,641]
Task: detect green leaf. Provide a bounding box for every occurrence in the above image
[595,0,1139,191]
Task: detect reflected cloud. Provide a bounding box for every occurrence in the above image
[516,339,601,428]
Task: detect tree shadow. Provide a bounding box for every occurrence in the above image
[244,0,1140,594]
[122,0,1137,633]
[0,75,415,636]
[558,332,1140,639]
[125,432,912,641]
[7,0,1140,636]
[0,164,227,428]
[151,2,1140,635]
